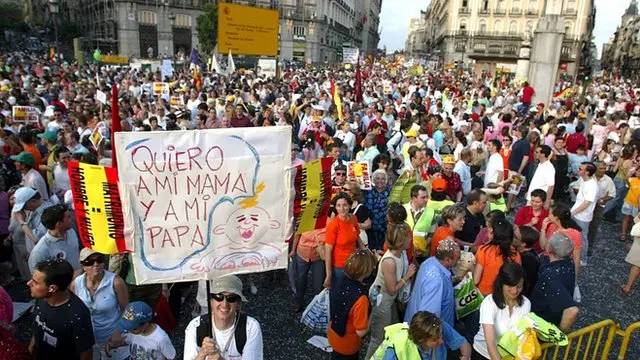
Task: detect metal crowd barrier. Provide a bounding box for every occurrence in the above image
[539,319,640,359]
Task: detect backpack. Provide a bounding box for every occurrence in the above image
[195,313,248,355]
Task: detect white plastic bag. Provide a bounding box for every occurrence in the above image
[573,284,582,303]
[301,289,331,333]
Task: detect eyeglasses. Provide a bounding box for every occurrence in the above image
[81,255,105,266]
[210,293,241,303]
[335,172,346,177]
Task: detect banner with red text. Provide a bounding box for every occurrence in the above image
[114,127,292,284]
[68,161,127,254]
[293,157,333,235]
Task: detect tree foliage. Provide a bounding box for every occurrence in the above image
[0,2,25,30]
[196,3,218,54]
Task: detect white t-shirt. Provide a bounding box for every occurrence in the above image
[23,168,49,201]
[571,177,598,222]
[124,324,176,360]
[473,294,532,359]
[484,153,504,187]
[526,160,556,200]
[183,314,263,360]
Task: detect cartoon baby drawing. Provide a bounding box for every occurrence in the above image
[190,183,283,272]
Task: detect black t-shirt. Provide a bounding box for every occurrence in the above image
[509,138,531,172]
[520,249,540,297]
[455,208,486,244]
[32,292,95,360]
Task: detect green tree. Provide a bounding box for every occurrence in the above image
[0,2,24,30]
[196,2,218,54]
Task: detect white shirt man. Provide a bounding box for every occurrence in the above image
[526,145,555,205]
[454,150,472,195]
[571,162,598,264]
[484,140,504,187]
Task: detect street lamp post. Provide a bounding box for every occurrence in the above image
[49,0,59,64]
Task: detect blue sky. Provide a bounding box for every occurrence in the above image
[379,0,629,58]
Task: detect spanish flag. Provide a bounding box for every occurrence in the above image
[193,65,201,91]
[333,84,343,121]
[553,87,573,100]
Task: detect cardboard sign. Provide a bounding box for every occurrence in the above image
[114,127,292,283]
[347,161,372,190]
[96,90,107,105]
[12,106,40,123]
[152,82,170,97]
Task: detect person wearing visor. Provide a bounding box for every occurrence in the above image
[183,275,263,360]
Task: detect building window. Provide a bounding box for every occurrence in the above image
[509,20,517,34]
[462,0,468,7]
[138,11,157,25]
[526,20,534,33]
[482,0,489,10]
[497,0,506,10]
[174,14,192,28]
[528,0,537,11]
[460,22,467,31]
[494,19,503,32]
[479,20,487,33]
[293,25,306,37]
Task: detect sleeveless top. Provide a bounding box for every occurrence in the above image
[370,251,409,305]
[74,271,121,344]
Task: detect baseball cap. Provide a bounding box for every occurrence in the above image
[404,128,418,138]
[37,130,58,142]
[10,152,35,167]
[79,248,98,262]
[441,154,455,164]
[116,302,153,332]
[208,275,247,302]
[432,178,448,192]
[12,187,38,213]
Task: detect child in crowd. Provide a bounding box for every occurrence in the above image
[106,302,176,360]
[516,225,541,297]
[622,167,640,242]
[568,144,590,179]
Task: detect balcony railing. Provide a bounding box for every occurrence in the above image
[478,8,490,15]
[493,8,506,15]
[526,9,538,16]
[488,44,502,54]
[473,30,524,38]
[459,7,470,14]
[509,8,522,16]
[563,8,577,16]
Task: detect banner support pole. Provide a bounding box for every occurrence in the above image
[206,280,213,338]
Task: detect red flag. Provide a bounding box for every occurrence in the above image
[110,84,121,170]
[330,79,335,103]
[354,58,363,104]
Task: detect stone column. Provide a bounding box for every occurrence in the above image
[528,15,565,105]
[516,38,531,82]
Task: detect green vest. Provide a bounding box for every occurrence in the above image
[413,199,454,254]
[489,197,507,212]
[372,323,421,360]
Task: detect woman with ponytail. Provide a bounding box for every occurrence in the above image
[473,219,521,296]
[540,203,583,280]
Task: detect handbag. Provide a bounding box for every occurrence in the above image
[353,204,369,247]
[313,229,327,261]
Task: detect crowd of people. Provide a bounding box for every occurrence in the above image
[0,49,638,360]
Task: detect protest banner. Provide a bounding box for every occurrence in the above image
[114,127,292,283]
[12,106,40,123]
[347,161,372,190]
[68,161,127,254]
[292,157,333,235]
[161,59,173,80]
[152,82,170,97]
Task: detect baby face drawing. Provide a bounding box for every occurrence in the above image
[214,206,280,248]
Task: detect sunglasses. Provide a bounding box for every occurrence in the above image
[210,293,241,303]
[335,172,346,177]
[81,255,105,266]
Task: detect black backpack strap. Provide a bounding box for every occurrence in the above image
[234,313,248,355]
[196,315,210,347]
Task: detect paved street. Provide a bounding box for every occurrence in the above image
[6,217,640,359]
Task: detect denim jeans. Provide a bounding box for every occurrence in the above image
[603,177,628,221]
[367,229,385,251]
[573,218,590,262]
[294,254,326,308]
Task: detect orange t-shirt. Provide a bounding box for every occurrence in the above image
[476,244,522,296]
[23,144,42,172]
[327,295,369,356]
[430,226,455,257]
[325,214,359,268]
